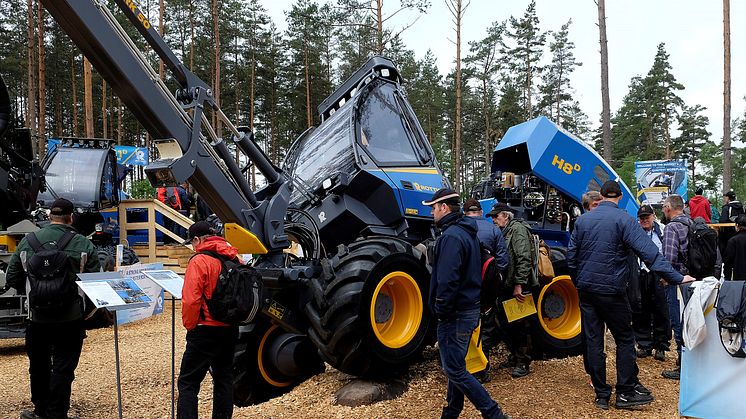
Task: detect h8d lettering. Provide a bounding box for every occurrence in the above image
[551,155,581,175]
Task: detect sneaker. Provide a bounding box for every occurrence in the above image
[511,364,530,378]
[654,349,666,361]
[594,397,609,410]
[615,392,654,409]
[20,411,44,419]
[634,382,651,396]
[636,348,652,358]
[662,367,680,380]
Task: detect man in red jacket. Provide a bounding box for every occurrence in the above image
[688,187,711,223]
[177,221,239,419]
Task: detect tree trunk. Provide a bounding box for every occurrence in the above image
[159,0,165,80]
[189,0,195,71]
[448,0,467,193]
[54,94,62,137]
[117,97,122,145]
[305,42,312,128]
[212,0,222,137]
[482,78,491,175]
[84,57,94,137]
[102,80,108,138]
[598,0,612,162]
[723,0,732,192]
[376,0,384,54]
[27,0,37,157]
[71,56,79,137]
[525,50,532,118]
[663,105,671,159]
[37,0,46,155]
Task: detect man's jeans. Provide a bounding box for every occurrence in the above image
[177,325,237,419]
[665,285,683,354]
[579,291,638,399]
[438,308,503,419]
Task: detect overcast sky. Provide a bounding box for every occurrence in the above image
[265,0,745,145]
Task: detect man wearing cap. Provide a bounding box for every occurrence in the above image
[487,202,538,378]
[724,214,746,281]
[567,181,694,410]
[463,198,509,382]
[632,205,670,361]
[719,190,744,258]
[177,221,239,419]
[6,198,100,419]
[423,189,508,419]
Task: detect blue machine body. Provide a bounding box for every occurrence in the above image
[492,116,639,216]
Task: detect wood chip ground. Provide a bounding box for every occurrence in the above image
[0,301,683,418]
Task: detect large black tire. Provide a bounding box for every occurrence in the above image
[305,237,433,377]
[232,320,324,406]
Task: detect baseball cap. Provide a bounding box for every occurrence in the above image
[422,188,460,206]
[600,180,622,198]
[184,221,215,244]
[50,198,74,215]
[724,190,736,200]
[735,214,746,227]
[463,198,482,213]
[637,205,654,217]
[486,202,513,217]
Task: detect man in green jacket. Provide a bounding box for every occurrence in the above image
[488,202,539,378]
[6,197,100,419]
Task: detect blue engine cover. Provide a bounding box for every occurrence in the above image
[367,167,446,218]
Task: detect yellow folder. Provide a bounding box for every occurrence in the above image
[465,322,488,374]
[501,294,537,323]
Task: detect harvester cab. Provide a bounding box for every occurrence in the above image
[475,116,639,357]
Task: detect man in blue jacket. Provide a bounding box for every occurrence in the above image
[424,189,508,419]
[568,181,694,411]
[463,198,509,382]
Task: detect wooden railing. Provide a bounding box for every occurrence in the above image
[117,199,194,261]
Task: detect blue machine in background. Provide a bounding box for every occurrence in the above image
[472,116,640,357]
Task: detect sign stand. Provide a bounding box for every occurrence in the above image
[75,275,150,419]
[142,270,185,419]
[113,310,123,419]
[171,296,176,419]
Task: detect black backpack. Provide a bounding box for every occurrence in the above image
[684,218,719,278]
[716,281,746,358]
[478,244,503,313]
[197,251,262,325]
[25,230,79,311]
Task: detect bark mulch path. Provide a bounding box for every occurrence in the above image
[0,300,682,418]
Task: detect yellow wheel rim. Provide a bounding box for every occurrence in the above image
[257,325,292,388]
[369,271,423,349]
[537,275,581,340]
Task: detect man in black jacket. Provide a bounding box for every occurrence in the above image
[719,190,744,257]
[568,181,694,411]
[424,189,508,419]
[724,214,746,280]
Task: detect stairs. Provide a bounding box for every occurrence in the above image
[132,244,193,275]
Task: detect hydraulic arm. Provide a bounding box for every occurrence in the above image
[40,0,289,252]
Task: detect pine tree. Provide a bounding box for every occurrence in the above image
[464,20,504,173]
[673,104,712,185]
[539,19,582,126]
[502,0,545,118]
[644,43,684,159]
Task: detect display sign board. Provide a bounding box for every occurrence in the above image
[635,159,688,205]
[115,263,165,325]
[77,278,150,311]
[142,270,184,300]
